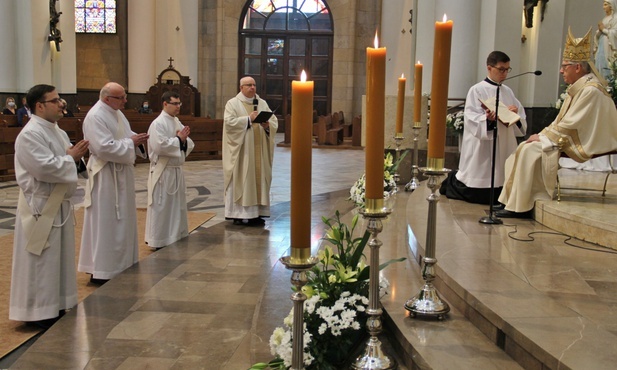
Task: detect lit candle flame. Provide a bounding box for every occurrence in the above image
[401,73,405,78]
[443,14,447,22]
[374,32,379,48]
[301,70,307,82]
[417,60,421,64]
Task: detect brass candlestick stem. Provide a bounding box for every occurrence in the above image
[405,167,450,319]
[280,255,319,370]
[405,124,422,191]
[351,204,396,370]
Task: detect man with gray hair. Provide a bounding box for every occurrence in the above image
[496,28,617,217]
[78,82,149,283]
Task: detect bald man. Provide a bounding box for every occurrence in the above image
[78,82,149,283]
[223,76,278,226]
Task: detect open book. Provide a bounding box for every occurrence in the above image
[479,97,521,126]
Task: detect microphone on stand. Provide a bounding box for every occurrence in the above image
[503,70,542,82]
[479,70,542,225]
[253,98,258,111]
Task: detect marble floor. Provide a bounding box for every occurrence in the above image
[1,134,617,369]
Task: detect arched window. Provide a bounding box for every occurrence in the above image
[239,0,334,127]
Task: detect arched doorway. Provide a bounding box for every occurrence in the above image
[239,0,334,130]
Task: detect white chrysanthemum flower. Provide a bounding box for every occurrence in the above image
[283,308,294,327]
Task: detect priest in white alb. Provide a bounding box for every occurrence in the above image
[145,91,194,250]
[78,82,149,282]
[10,84,89,328]
[223,76,278,226]
[497,28,617,218]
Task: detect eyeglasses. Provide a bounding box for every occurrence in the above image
[560,63,575,69]
[490,66,512,73]
[242,83,256,87]
[39,98,62,105]
[167,102,182,106]
[107,95,127,100]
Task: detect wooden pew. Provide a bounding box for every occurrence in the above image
[0,115,223,181]
[326,112,344,145]
[1,115,19,127]
[351,115,362,147]
[0,126,20,181]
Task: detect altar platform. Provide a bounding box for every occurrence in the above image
[2,138,616,369]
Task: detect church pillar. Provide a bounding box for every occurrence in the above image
[128,0,156,93]
[154,0,199,86]
[5,1,53,92]
[0,1,18,91]
[52,0,78,93]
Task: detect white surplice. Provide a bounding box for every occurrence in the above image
[223,93,278,219]
[456,79,527,188]
[78,100,145,280]
[145,111,194,248]
[10,115,79,322]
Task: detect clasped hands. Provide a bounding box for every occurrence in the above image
[67,140,89,162]
[176,126,190,143]
[131,133,149,147]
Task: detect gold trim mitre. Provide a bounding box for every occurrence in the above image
[562,27,593,62]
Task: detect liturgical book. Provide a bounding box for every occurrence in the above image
[479,97,521,126]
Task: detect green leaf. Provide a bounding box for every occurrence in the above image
[357,257,406,281]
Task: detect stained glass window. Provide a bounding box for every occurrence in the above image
[243,0,331,31]
[75,0,117,34]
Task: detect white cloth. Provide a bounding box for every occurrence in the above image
[499,73,617,212]
[10,115,79,321]
[145,111,194,248]
[456,79,527,188]
[223,93,278,219]
[78,100,145,280]
[559,155,616,171]
[595,0,617,81]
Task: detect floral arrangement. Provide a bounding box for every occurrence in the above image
[445,110,464,133]
[554,90,568,110]
[250,211,404,370]
[349,151,404,207]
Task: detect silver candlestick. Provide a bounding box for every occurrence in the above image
[352,199,396,370]
[280,254,319,370]
[392,134,404,189]
[405,167,451,319]
[405,123,422,191]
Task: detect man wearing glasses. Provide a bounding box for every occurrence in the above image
[78,82,149,283]
[10,84,89,328]
[441,51,526,205]
[145,91,194,250]
[223,76,278,226]
[497,28,617,218]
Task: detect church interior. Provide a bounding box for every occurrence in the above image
[1,0,617,369]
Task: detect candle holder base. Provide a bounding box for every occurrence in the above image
[392,135,404,188]
[405,168,450,320]
[350,336,397,370]
[404,281,450,319]
[351,207,397,370]
[280,255,319,370]
[405,125,422,192]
